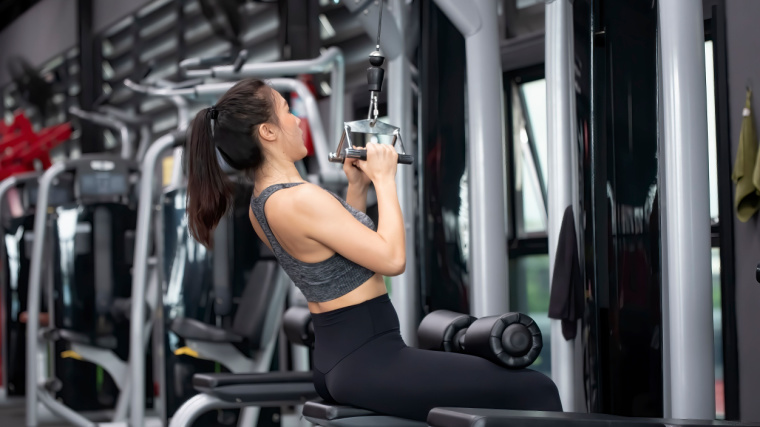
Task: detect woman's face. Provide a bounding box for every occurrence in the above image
[271,89,307,160]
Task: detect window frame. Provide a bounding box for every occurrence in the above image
[704,2,740,420]
[504,65,549,258]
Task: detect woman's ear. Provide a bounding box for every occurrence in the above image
[258,122,277,143]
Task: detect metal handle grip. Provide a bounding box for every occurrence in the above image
[345,148,413,164]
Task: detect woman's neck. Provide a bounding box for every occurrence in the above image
[254,160,304,193]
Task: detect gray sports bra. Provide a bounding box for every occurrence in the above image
[250,182,377,302]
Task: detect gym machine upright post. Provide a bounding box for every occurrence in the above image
[24,110,150,427]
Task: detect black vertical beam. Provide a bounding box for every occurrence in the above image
[77,0,102,153]
[278,0,320,60]
[419,1,469,315]
[711,1,740,420]
[176,0,187,72]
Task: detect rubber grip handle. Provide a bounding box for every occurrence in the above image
[345,148,413,164]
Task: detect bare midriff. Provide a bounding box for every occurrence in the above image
[307,274,388,313]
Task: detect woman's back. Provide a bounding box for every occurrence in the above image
[248,182,377,304]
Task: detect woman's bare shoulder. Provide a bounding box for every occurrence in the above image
[266,182,339,215]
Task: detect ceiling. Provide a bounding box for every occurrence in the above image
[0,0,41,33]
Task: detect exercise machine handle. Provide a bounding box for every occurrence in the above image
[345,148,413,164]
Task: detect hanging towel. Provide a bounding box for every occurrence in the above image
[754,116,760,196]
[732,89,760,222]
[548,205,584,341]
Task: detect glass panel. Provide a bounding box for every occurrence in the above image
[705,41,719,223]
[512,81,548,235]
[509,255,552,377]
[522,154,546,234]
[712,247,724,419]
[520,79,548,191]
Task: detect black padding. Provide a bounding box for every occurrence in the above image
[57,329,118,350]
[756,263,759,283]
[212,215,232,316]
[303,401,427,426]
[502,324,532,356]
[170,317,243,343]
[417,310,475,352]
[283,306,315,347]
[426,408,760,427]
[93,207,113,316]
[193,371,314,389]
[464,313,542,369]
[199,382,318,404]
[303,401,381,420]
[230,260,278,349]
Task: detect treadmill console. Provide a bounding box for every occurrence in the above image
[74,159,135,203]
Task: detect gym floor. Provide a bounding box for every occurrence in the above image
[0,400,68,427]
[0,398,309,427]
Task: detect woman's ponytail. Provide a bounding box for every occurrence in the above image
[186,107,233,248]
[183,78,275,248]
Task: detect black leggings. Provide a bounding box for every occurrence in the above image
[311,294,563,421]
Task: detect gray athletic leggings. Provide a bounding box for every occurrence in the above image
[311,294,563,421]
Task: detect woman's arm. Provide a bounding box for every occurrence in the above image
[282,183,405,276]
[345,182,369,212]
[283,144,405,276]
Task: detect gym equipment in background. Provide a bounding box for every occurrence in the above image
[23,107,155,426]
[0,112,72,181]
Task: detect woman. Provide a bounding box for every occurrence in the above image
[185,78,562,421]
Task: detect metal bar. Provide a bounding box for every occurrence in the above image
[545,0,579,412]
[387,0,419,345]
[181,46,345,146]
[78,0,101,154]
[129,133,179,427]
[167,394,261,427]
[433,0,509,318]
[26,162,67,427]
[36,384,96,427]
[125,78,343,184]
[710,1,740,420]
[69,107,133,159]
[0,173,39,394]
[169,95,190,187]
[658,0,715,419]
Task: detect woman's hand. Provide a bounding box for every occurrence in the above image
[355,142,398,183]
[343,147,371,188]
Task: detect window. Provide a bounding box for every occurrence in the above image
[504,40,724,404]
[704,38,724,420]
[509,75,548,238]
[505,69,551,376]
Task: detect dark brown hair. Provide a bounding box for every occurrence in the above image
[185,78,277,248]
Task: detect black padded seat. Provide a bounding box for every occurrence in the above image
[426,408,760,427]
[57,329,118,350]
[193,371,314,388]
[170,317,243,343]
[302,400,426,427]
[193,371,317,404]
[201,382,318,404]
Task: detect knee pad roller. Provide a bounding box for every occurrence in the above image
[417,310,542,369]
[283,306,315,348]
